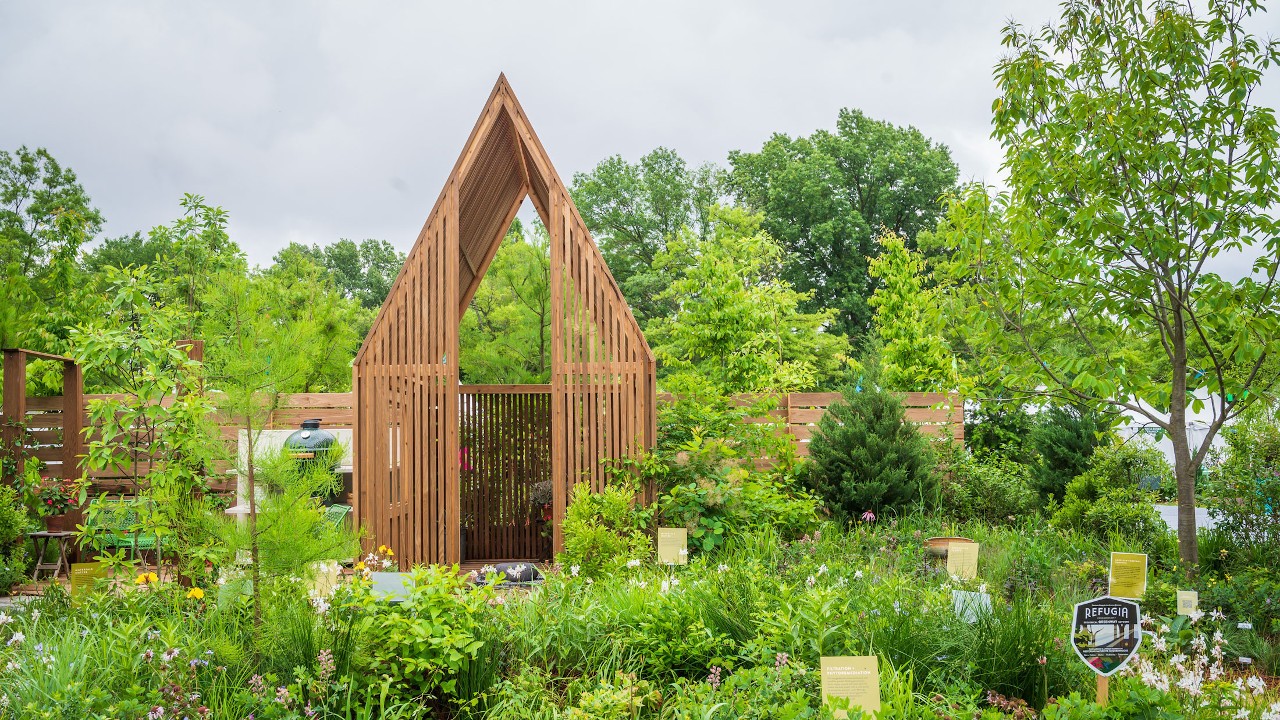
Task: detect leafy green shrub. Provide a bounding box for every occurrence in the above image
[0,483,32,593]
[965,401,1036,462]
[560,482,651,576]
[658,437,819,553]
[1205,410,1280,569]
[663,661,825,719]
[1030,404,1108,503]
[1200,569,1280,637]
[565,671,660,719]
[1051,441,1170,549]
[942,453,1039,524]
[805,386,938,518]
[343,564,494,701]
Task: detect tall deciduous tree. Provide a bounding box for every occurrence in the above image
[286,238,405,311]
[867,232,957,392]
[938,0,1280,567]
[728,110,958,347]
[646,206,850,394]
[0,146,102,353]
[571,147,723,325]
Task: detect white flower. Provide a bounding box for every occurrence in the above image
[1247,676,1266,696]
[6,632,23,646]
[678,548,688,557]
[381,559,393,570]
[570,565,580,577]
[626,559,641,569]
[30,610,39,622]
[671,576,679,587]
[1188,609,1205,624]
[1153,635,1167,652]
[817,564,828,576]
[162,647,180,662]
[978,583,987,594]
[854,570,864,580]
[716,564,729,573]
[1210,609,1226,621]
[481,564,497,575]
[0,612,11,626]
[806,575,816,587]
[660,579,670,593]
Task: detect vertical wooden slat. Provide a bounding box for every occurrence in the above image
[1,350,27,485]
[61,360,83,481]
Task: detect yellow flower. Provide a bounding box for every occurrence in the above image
[134,573,148,585]
[135,572,159,586]
[355,561,366,571]
[186,587,205,600]
[378,545,387,554]
[385,548,394,557]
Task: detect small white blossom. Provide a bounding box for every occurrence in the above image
[1247,675,1267,696]
[854,570,864,580]
[816,564,828,576]
[805,575,816,587]
[660,579,670,593]
[716,564,729,573]
[6,632,23,647]
[569,565,580,577]
[0,612,11,626]
[626,559,641,569]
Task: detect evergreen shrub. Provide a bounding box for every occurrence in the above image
[804,386,937,518]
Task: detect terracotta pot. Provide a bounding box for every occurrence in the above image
[44,508,84,533]
[924,536,975,557]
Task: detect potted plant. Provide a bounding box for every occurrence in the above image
[36,477,83,533]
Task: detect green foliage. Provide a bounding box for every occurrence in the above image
[1051,441,1171,549]
[647,206,850,393]
[866,232,957,392]
[283,237,405,311]
[658,437,819,553]
[1030,404,1109,503]
[1206,407,1280,566]
[942,453,1039,525]
[0,146,103,369]
[150,194,247,332]
[805,385,938,518]
[0,483,32,593]
[965,402,1038,463]
[571,147,723,326]
[937,0,1280,565]
[560,482,652,577]
[564,672,660,720]
[71,265,224,572]
[343,563,494,700]
[459,220,552,384]
[729,108,959,347]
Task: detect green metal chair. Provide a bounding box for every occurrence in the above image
[323,503,352,531]
[90,497,162,572]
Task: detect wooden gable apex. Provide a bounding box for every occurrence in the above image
[354,74,649,365]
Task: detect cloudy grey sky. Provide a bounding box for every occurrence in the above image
[2,1,1278,268]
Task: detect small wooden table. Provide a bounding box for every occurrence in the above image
[29,531,76,581]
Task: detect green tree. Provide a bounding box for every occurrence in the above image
[202,270,317,637]
[82,232,171,272]
[645,207,850,394]
[805,383,938,518]
[152,194,247,334]
[71,266,224,575]
[256,246,369,391]
[866,231,957,391]
[0,146,103,354]
[571,147,723,325]
[284,238,405,310]
[728,110,958,346]
[937,0,1280,567]
[459,220,552,383]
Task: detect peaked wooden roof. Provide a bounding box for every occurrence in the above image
[354,74,651,365]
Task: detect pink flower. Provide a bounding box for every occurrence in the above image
[861,510,876,523]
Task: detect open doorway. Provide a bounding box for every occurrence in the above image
[457,199,553,564]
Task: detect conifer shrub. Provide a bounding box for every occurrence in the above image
[1030,404,1109,503]
[804,386,938,519]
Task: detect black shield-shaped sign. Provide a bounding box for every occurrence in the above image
[1072,596,1142,676]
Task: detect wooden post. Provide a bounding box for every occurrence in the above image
[1097,675,1109,706]
[62,360,84,481]
[2,350,27,485]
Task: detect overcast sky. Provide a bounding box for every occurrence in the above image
[3,1,1278,268]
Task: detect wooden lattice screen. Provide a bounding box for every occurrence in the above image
[352,76,656,568]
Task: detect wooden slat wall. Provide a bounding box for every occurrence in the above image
[459,387,551,562]
[0,391,357,495]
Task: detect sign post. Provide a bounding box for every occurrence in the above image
[657,527,688,565]
[1071,596,1142,706]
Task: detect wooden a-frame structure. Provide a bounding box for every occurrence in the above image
[352,75,656,569]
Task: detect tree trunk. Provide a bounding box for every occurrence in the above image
[1168,317,1199,573]
[245,414,263,648]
